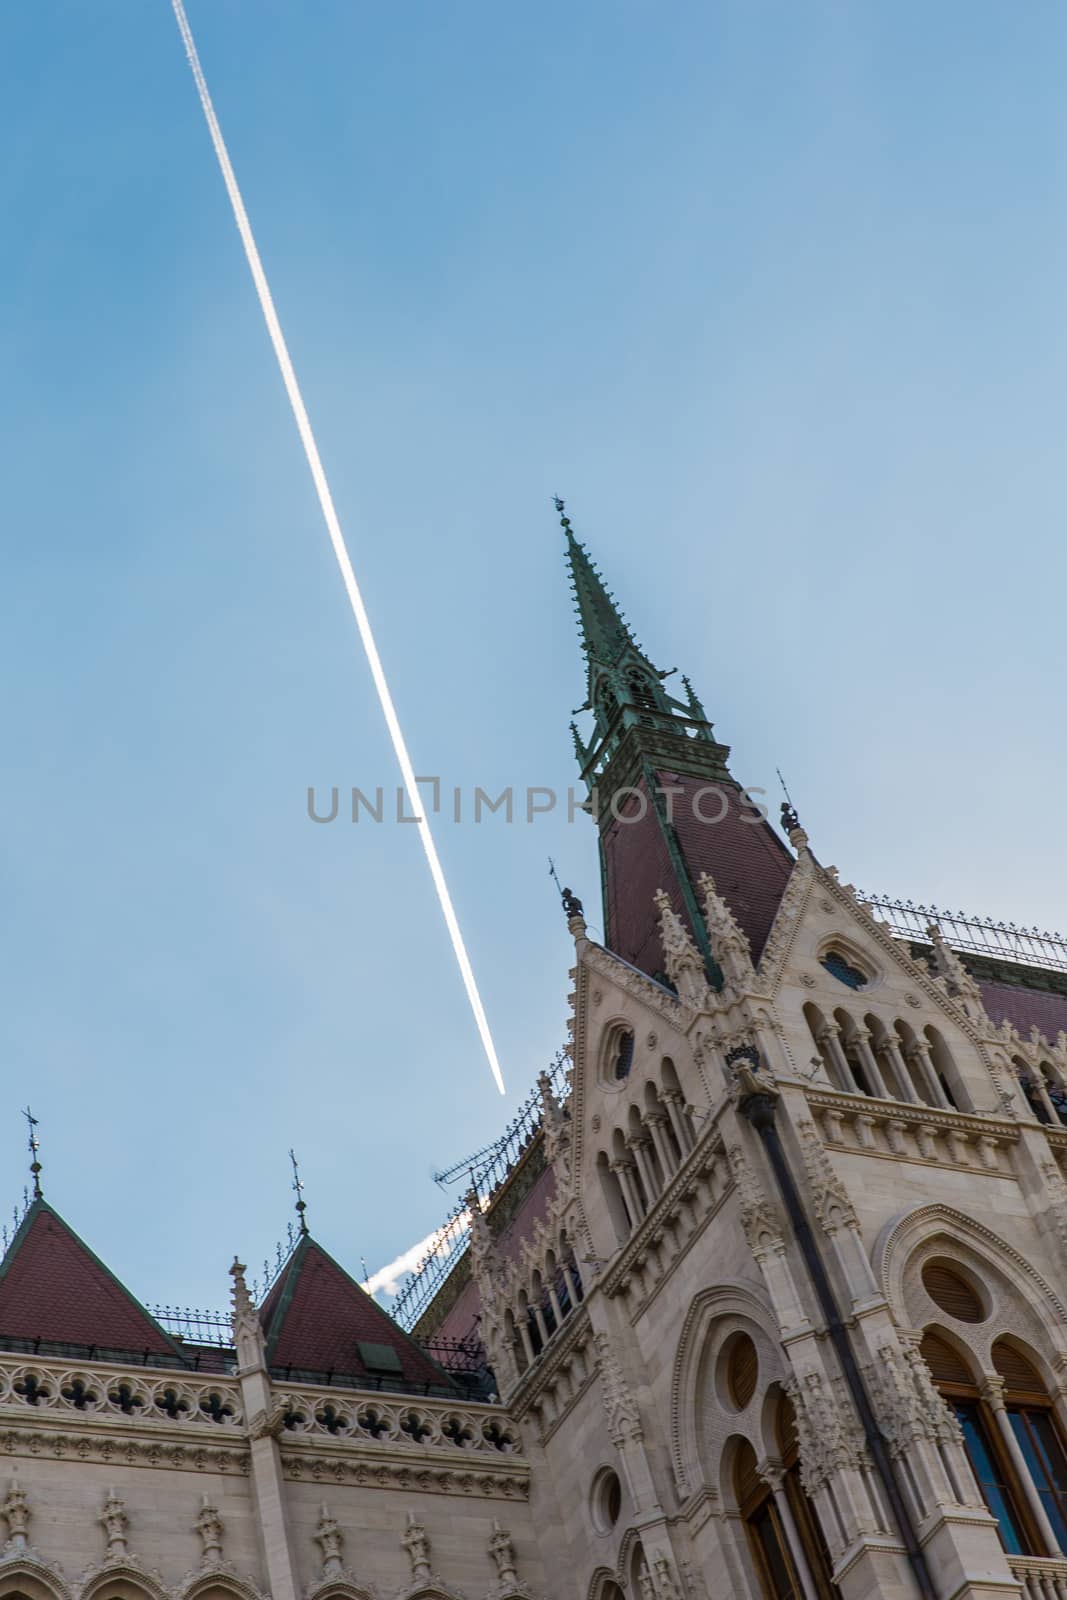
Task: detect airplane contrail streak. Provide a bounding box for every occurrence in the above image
[170,0,505,1094]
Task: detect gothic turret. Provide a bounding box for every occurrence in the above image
[560,500,794,982]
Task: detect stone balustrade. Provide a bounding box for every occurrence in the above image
[805,1090,1018,1175]
[1008,1554,1067,1600]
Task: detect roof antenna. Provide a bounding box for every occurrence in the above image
[289,1149,309,1237]
[22,1108,42,1200]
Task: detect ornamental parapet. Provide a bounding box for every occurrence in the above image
[0,1357,244,1431]
[805,1089,1019,1174]
[271,1382,520,1456]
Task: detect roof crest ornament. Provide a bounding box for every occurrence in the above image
[289,1148,309,1237]
[22,1107,42,1200]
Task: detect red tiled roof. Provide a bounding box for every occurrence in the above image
[602,774,794,977]
[262,1236,452,1389]
[980,980,1067,1044]
[0,1202,179,1356]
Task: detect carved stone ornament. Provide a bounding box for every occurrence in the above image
[100,1488,129,1560]
[863,1342,962,1457]
[2,1473,29,1552]
[727,1145,781,1256]
[488,1519,518,1585]
[654,889,710,1007]
[786,1371,867,1493]
[795,1118,858,1233]
[698,870,756,989]
[315,1503,344,1579]
[594,1331,643,1446]
[401,1510,432,1583]
[195,1496,224,1567]
[651,1551,683,1599]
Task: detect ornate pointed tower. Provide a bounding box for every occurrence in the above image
[560,498,794,981]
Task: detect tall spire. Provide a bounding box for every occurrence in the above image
[556,497,642,673]
[559,503,794,983]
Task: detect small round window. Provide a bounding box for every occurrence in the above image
[922,1260,987,1324]
[603,1026,634,1083]
[720,1331,759,1411]
[590,1466,622,1532]
[820,949,868,991]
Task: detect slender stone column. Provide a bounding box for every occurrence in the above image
[909,1042,950,1109]
[663,1091,694,1153]
[630,1135,660,1201]
[853,1029,889,1099]
[878,1037,919,1103]
[613,1159,643,1223]
[646,1113,677,1178]
[517,1314,536,1367]
[818,1025,853,1093]
[982,1378,1061,1555]
[759,1459,820,1600]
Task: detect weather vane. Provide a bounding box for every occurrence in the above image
[289,1149,308,1237]
[23,1107,41,1200]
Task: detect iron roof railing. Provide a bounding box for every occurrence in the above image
[863,895,1067,975]
[390,1051,570,1332]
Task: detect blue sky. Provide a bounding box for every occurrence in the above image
[3,0,1066,1315]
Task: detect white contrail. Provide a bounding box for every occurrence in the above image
[170,1,505,1094]
[364,1208,472,1299]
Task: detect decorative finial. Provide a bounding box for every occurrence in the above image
[22,1108,41,1200]
[553,494,572,533]
[776,769,807,849]
[289,1149,308,1237]
[549,858,586,936]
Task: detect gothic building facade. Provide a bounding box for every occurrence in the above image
[2,511,1067,1600]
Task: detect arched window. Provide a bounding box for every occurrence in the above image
[833,1010,872,1097]
[597,1149,631,1243]
[735,1439,803,1600]
[804,1003,842,1089]
[777,1392,840,1600]
[993,1339,1067,1551]
[820,950,868,991]
[920,1331,1036,1554]
[924,1026,964,1110]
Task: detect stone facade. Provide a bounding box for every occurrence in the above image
[5,517,1067,1600]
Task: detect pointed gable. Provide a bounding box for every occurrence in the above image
[260,1237,454,1391]
[0,1201,182,1359]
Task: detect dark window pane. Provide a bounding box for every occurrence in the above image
[1011,1410,1067,1552]
[753,1505,798,1600]
[955,1402,1029,1555]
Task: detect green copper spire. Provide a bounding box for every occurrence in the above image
[556,497,643,672]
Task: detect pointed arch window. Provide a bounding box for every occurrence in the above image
[820,950,868,991]
[994,1340,1067,1552]
[735,1439,801,1600]
[777,1392,840,1600]
[920,1331,1036,1555]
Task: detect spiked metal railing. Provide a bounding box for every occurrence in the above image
[864,896,1067,975]
[390,1051,571,1331]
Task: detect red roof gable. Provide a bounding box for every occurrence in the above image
[261,1236,454,1391]
[0,1201,181,1358]
[602,774,794,977]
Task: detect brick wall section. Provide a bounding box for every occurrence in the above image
[980,980,1067,1043]
[601,773,794,976]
